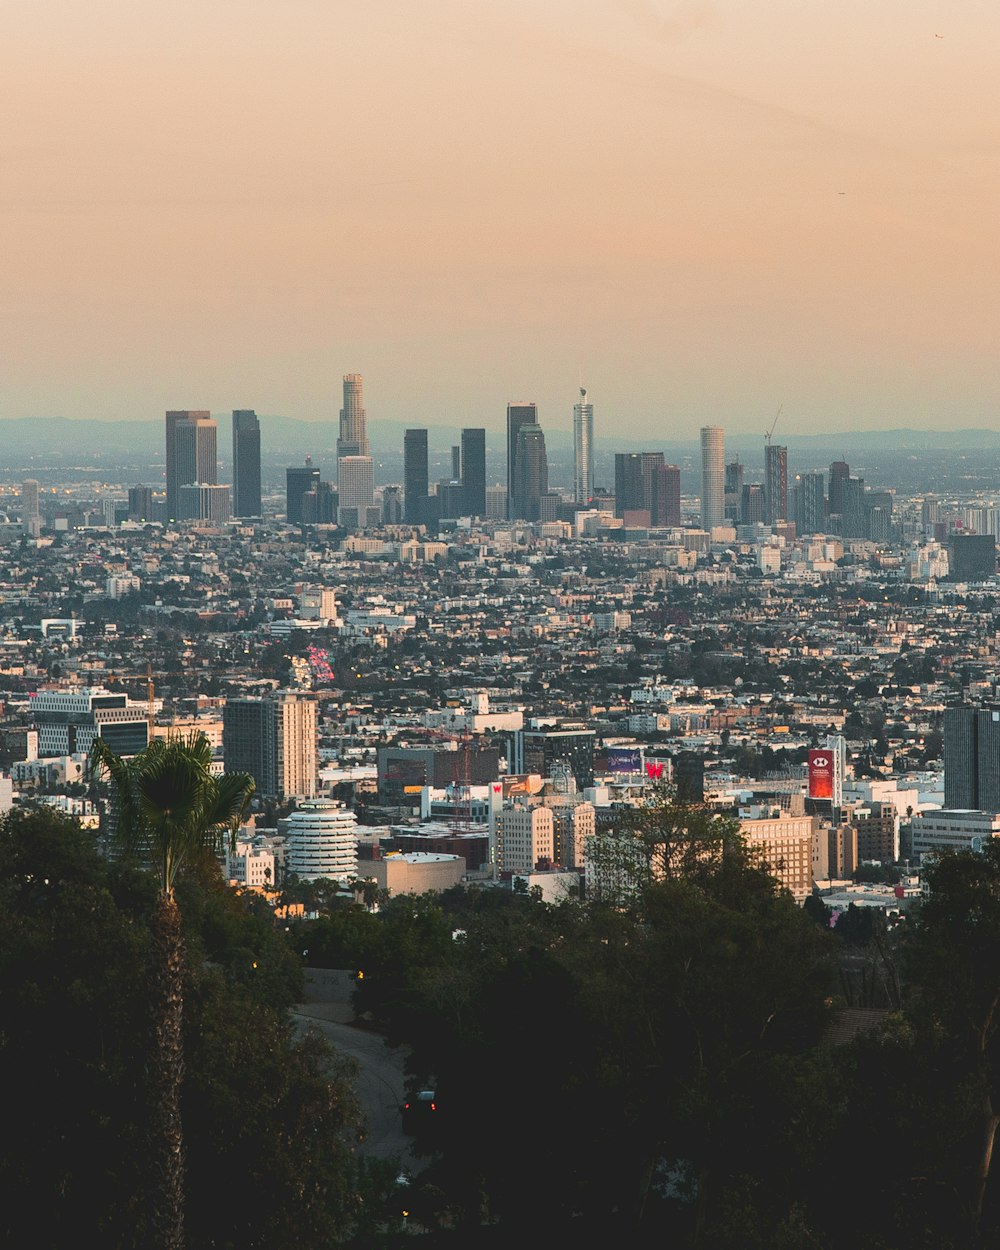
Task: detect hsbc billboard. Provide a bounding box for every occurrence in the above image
[808,749,834,800]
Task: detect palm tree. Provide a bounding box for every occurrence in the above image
[91,733,254,1250]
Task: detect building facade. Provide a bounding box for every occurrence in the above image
[231,409,261,517]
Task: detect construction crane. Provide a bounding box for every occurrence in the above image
[765,404,782,445]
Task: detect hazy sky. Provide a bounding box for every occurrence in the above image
[5,0,998,437]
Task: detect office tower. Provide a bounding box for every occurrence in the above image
[461,427,487,517]
[506,402,538,519]
[486,486,507,520]
[659,464,682,527]
[337,455,375,527]
[177,483,232,523]
[127,485,154,522]
[511,422,548,521]
[724,460,744,520]
[516,724,596,789]
[231,410,261,517]
[381,485,403,523]
[573,387,594,505]
[949,534,997,581]
[795,470,826,536]
[30,686,149,757]
[165,409,210,519]
[828,460,850,517]
[614,453,645,520]
[286,460,321,524]
[404,428,429,523]
[700,426,725,528]
[21,478,40,520]
[764,442,788,526]
[944,706,1000,812]
[337,373,369,460]
[841,476,866,540]
[451,445,462,480]
[174,416,218,492]
[740,483,766,525]
[223,691,317,801]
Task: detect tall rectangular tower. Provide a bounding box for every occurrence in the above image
[165,409,210,520]
[461,427,487,517]
[506,402,537,520]
[700,426,725,529]
[173,416,218,512]
[403,428,429,523]
[231,410,261,518]
[764,443,788,526]
[573,388,594,506]
[511,422,548,521]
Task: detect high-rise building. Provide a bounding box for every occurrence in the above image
[231,410,261,517]
[127,485,154,522]
[841,476,867,540]
[506,402,538,520]
[944,706,1000,812]
[700,426,725,529]
[573,388,594,505]
[174,416,218,493]
[30,687,149,758]
[404,429,429,523]
[382,485,403,524]
[337,373,369,460]
[511,422,548,521]
[286,460,321,524]
[21,478,41,535]
[828,460,850,518]
[764,443,788,526]
[614,453,645,521]
[794,470,826,536]
[724,460,744,520]
[658,464,682,527]
[223,691,317,801]
[165,410,210,519]
[337,455,375,527]
[461,427,487,517]
[740,483,766,525]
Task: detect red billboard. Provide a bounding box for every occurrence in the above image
[808,749,834,800]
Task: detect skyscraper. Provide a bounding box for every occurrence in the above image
[944,706,1000,812]
[725,460,744,520]
[337,455,375,527]
[506,402,538,520]
[614,453,645,520]
[165,409,210,519]
[174,415,218,498]
[794,470,826,536]
[828,460,850,517]
[764,443,788,526]
[337,373,369,460]
[224,691,317,801]
[286,460,321,524]
[659,464,682,527]
[700,426,725,529]
[404,428,429,523]
[511,422,548,521]
[461,428,487,517]
[231,409,261,517]
[573,388,594,505]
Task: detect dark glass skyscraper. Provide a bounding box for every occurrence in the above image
[165,409,210,520]
[506,402,537,520]
[232,409,261,517]
[764,443,788,526]
[286,460,321,524]
[511,422,548,521]
[461,427,486,517]
[404,428,429,524]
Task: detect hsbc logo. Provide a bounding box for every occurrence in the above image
[812,755,831,770]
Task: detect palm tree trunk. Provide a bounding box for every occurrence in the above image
[150,891,185,1250]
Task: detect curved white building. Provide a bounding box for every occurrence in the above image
[285,801,358,882]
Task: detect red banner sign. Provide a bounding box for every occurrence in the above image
[808,749,834,799]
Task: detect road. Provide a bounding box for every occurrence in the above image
[292,969,419,1169]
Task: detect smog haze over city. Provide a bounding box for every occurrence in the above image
[5,0,999,436]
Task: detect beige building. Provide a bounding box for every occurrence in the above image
[365,851,465,897]
[740,815,814,904]
[493,804,554,875]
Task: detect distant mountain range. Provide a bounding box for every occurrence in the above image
[3,416,1000,467]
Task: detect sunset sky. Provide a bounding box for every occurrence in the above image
[5,0,998,437]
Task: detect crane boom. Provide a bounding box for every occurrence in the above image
[765,404,782,444]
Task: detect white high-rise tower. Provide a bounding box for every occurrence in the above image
[573,388,594,506]
[700,425,725,529]
[337,373,370,459]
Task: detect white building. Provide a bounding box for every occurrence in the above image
[492,803,554,875]
[226,838,277,889]
[283,801,358,882]
[911,809,1000,859]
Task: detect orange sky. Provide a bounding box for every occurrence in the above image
[4,0,998,437]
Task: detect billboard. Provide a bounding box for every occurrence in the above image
[808,749,834,800]
[607,747,643,775]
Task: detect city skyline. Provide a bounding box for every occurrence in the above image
[4,3,998,435]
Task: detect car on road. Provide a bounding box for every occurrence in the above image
[401,1089,438,1136]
